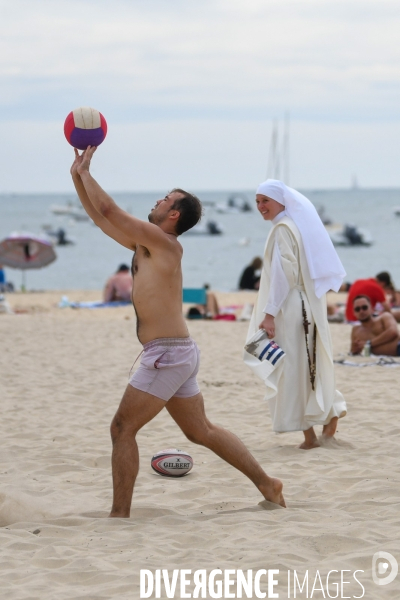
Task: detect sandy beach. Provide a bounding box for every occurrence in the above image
[1,290,400,599]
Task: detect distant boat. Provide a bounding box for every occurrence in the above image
[393,207,400,216]
[41,226,76,246]
[215,193,252,214]
[183,220,223,236]
[327,224,373,246]
[50,201,90,221]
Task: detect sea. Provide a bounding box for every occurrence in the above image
[1,188,400,293]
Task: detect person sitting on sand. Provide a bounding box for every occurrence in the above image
[187,284,220,319]
[238,257,262,290]
[376,272,400,324]
[350,295,400,356]
[70,146,285,516]
[375,270,400,310]
[345,277,391,322]
[103,264,133,303]
[0,264,14,293]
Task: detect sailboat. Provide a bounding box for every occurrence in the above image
[50,200,90,221]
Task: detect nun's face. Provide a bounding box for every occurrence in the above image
[255,194,285,221]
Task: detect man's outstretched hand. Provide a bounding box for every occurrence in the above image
[70,146,97,178]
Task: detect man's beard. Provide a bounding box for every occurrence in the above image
[359,314,372,323]
[148,211,162,224]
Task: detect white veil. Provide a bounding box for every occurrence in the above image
[256,179,346,298]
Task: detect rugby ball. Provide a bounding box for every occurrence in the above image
[151,448,193,477]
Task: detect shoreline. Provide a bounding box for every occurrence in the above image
[2,288,347,312]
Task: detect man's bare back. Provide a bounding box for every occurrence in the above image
[351,296,400,356]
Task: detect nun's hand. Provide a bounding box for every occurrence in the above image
[259,314,275,338]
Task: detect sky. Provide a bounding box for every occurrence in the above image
[0,0,399,192]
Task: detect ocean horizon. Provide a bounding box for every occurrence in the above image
[1,187,400,294]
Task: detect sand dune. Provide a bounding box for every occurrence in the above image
[0,291,399,599]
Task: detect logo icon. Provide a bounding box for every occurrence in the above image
[372,551,398,586]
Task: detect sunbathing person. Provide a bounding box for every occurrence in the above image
[103,264,133,303]
[375,271,400,323]
[186,284,220,319]
[345,277,391,322]
[375,271,400,307]
[350,295,400,356]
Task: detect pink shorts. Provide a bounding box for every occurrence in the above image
[129,337,201,401]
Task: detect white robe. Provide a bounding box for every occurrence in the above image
[244,216,347,432]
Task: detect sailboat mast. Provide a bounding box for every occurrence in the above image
[283,111,290,185]
[267,119,279,179]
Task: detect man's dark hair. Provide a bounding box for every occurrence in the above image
[117,264,129,272]
[170,188,203,235]
[353,294,371,304]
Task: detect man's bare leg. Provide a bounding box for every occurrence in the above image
[322,416,338,438]
[299,426,320,450]
[166,394,285,507]
[109,385,166,518]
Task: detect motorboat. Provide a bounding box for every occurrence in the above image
[215,193,252,214]
[183,220,223,236]
[50,201,90,221]
[327,224,373,246]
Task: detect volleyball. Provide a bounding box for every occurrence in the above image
[64,107,107,150]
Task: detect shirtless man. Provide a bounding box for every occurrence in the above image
[70,146,285,517]
[351,295,400,356]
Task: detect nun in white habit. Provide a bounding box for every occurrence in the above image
[244,180,347,449]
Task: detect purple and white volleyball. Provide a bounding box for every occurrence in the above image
[64,107,107,150]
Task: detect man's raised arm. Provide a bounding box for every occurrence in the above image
[71,149,135,251]
[75,147,175,252]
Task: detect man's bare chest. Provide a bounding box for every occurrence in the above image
[131,246,151,277]
[359,319,384,338]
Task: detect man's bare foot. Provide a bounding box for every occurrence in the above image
[259,477,286,508]
[299,426,320,450]
[322,416,338,438]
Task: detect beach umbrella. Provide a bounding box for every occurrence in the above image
[0,232,57,290]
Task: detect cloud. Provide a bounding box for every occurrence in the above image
[1,0,400,121]
[0,0,399,189]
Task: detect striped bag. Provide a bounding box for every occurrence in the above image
[245,329,285,367]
